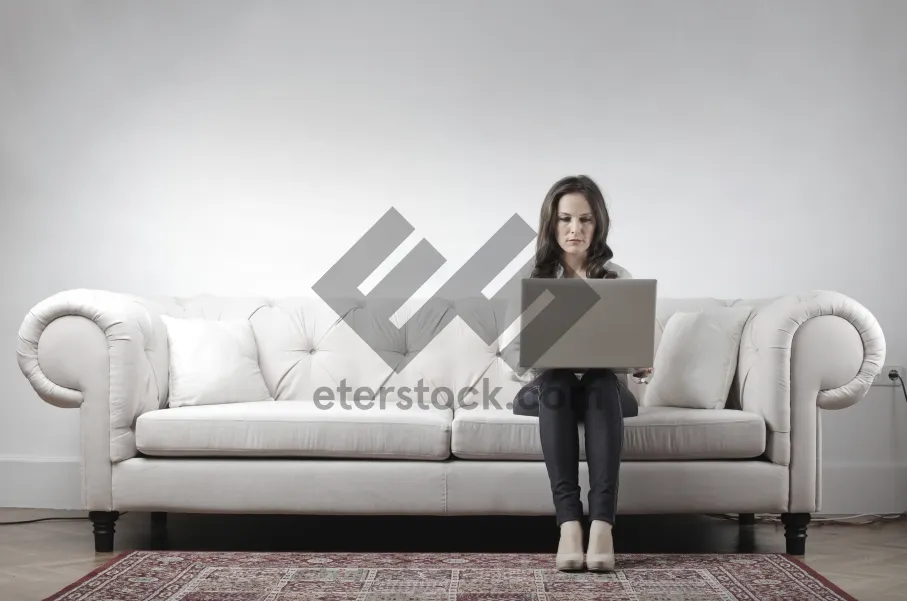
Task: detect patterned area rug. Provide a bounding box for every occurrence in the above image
[46,551,856,600]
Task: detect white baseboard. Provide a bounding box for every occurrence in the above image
[2,456,905,515]
[820,461,907,515]
[0,456,83,509]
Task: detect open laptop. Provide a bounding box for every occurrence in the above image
[518,278,657,372]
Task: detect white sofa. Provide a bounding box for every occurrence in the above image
[16,288,885,555]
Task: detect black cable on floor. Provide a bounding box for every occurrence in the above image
[0,512,129,526]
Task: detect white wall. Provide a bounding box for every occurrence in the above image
[2,0,905,513]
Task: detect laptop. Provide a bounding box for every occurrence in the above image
[518,278,657,372]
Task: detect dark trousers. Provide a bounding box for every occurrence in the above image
[536,368,635,527]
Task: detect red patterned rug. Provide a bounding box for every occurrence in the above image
[46,551,856,600]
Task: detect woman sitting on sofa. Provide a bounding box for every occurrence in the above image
[509,175,650,573]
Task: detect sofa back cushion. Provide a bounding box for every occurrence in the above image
[643,306,755,410]
[150,294,775,409]
[161,315,274,408]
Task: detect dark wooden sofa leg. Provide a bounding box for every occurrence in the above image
[781,513,811,555]
[151,512,168,548]
[89,511,120,553]
[738,513,755,526]
[151,512,167,532]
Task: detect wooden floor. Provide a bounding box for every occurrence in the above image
[1,509,905,600]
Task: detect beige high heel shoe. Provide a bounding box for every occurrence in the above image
[555,520,584,571]
[585,520,615,572]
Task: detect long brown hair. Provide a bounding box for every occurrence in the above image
[531,175,618,279]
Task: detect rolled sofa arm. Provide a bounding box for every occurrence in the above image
[16,289,169,508]
[735,290,885,513]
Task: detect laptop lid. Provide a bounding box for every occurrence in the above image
[518,278,657,372]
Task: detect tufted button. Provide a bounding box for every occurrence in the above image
[308,348,317,354]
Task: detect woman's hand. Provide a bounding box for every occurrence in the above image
[632,367,654,382]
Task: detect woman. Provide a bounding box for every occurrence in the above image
[508,175,650,572]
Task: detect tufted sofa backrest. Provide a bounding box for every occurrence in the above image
[148,294,775,410]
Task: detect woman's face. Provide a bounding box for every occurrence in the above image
[555,193,595,259]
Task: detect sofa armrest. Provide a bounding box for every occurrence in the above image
[736,290,885,512]
[16,289,169,509]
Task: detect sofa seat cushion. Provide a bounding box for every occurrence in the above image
[451,406,766,460]
[136,401,451,460]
